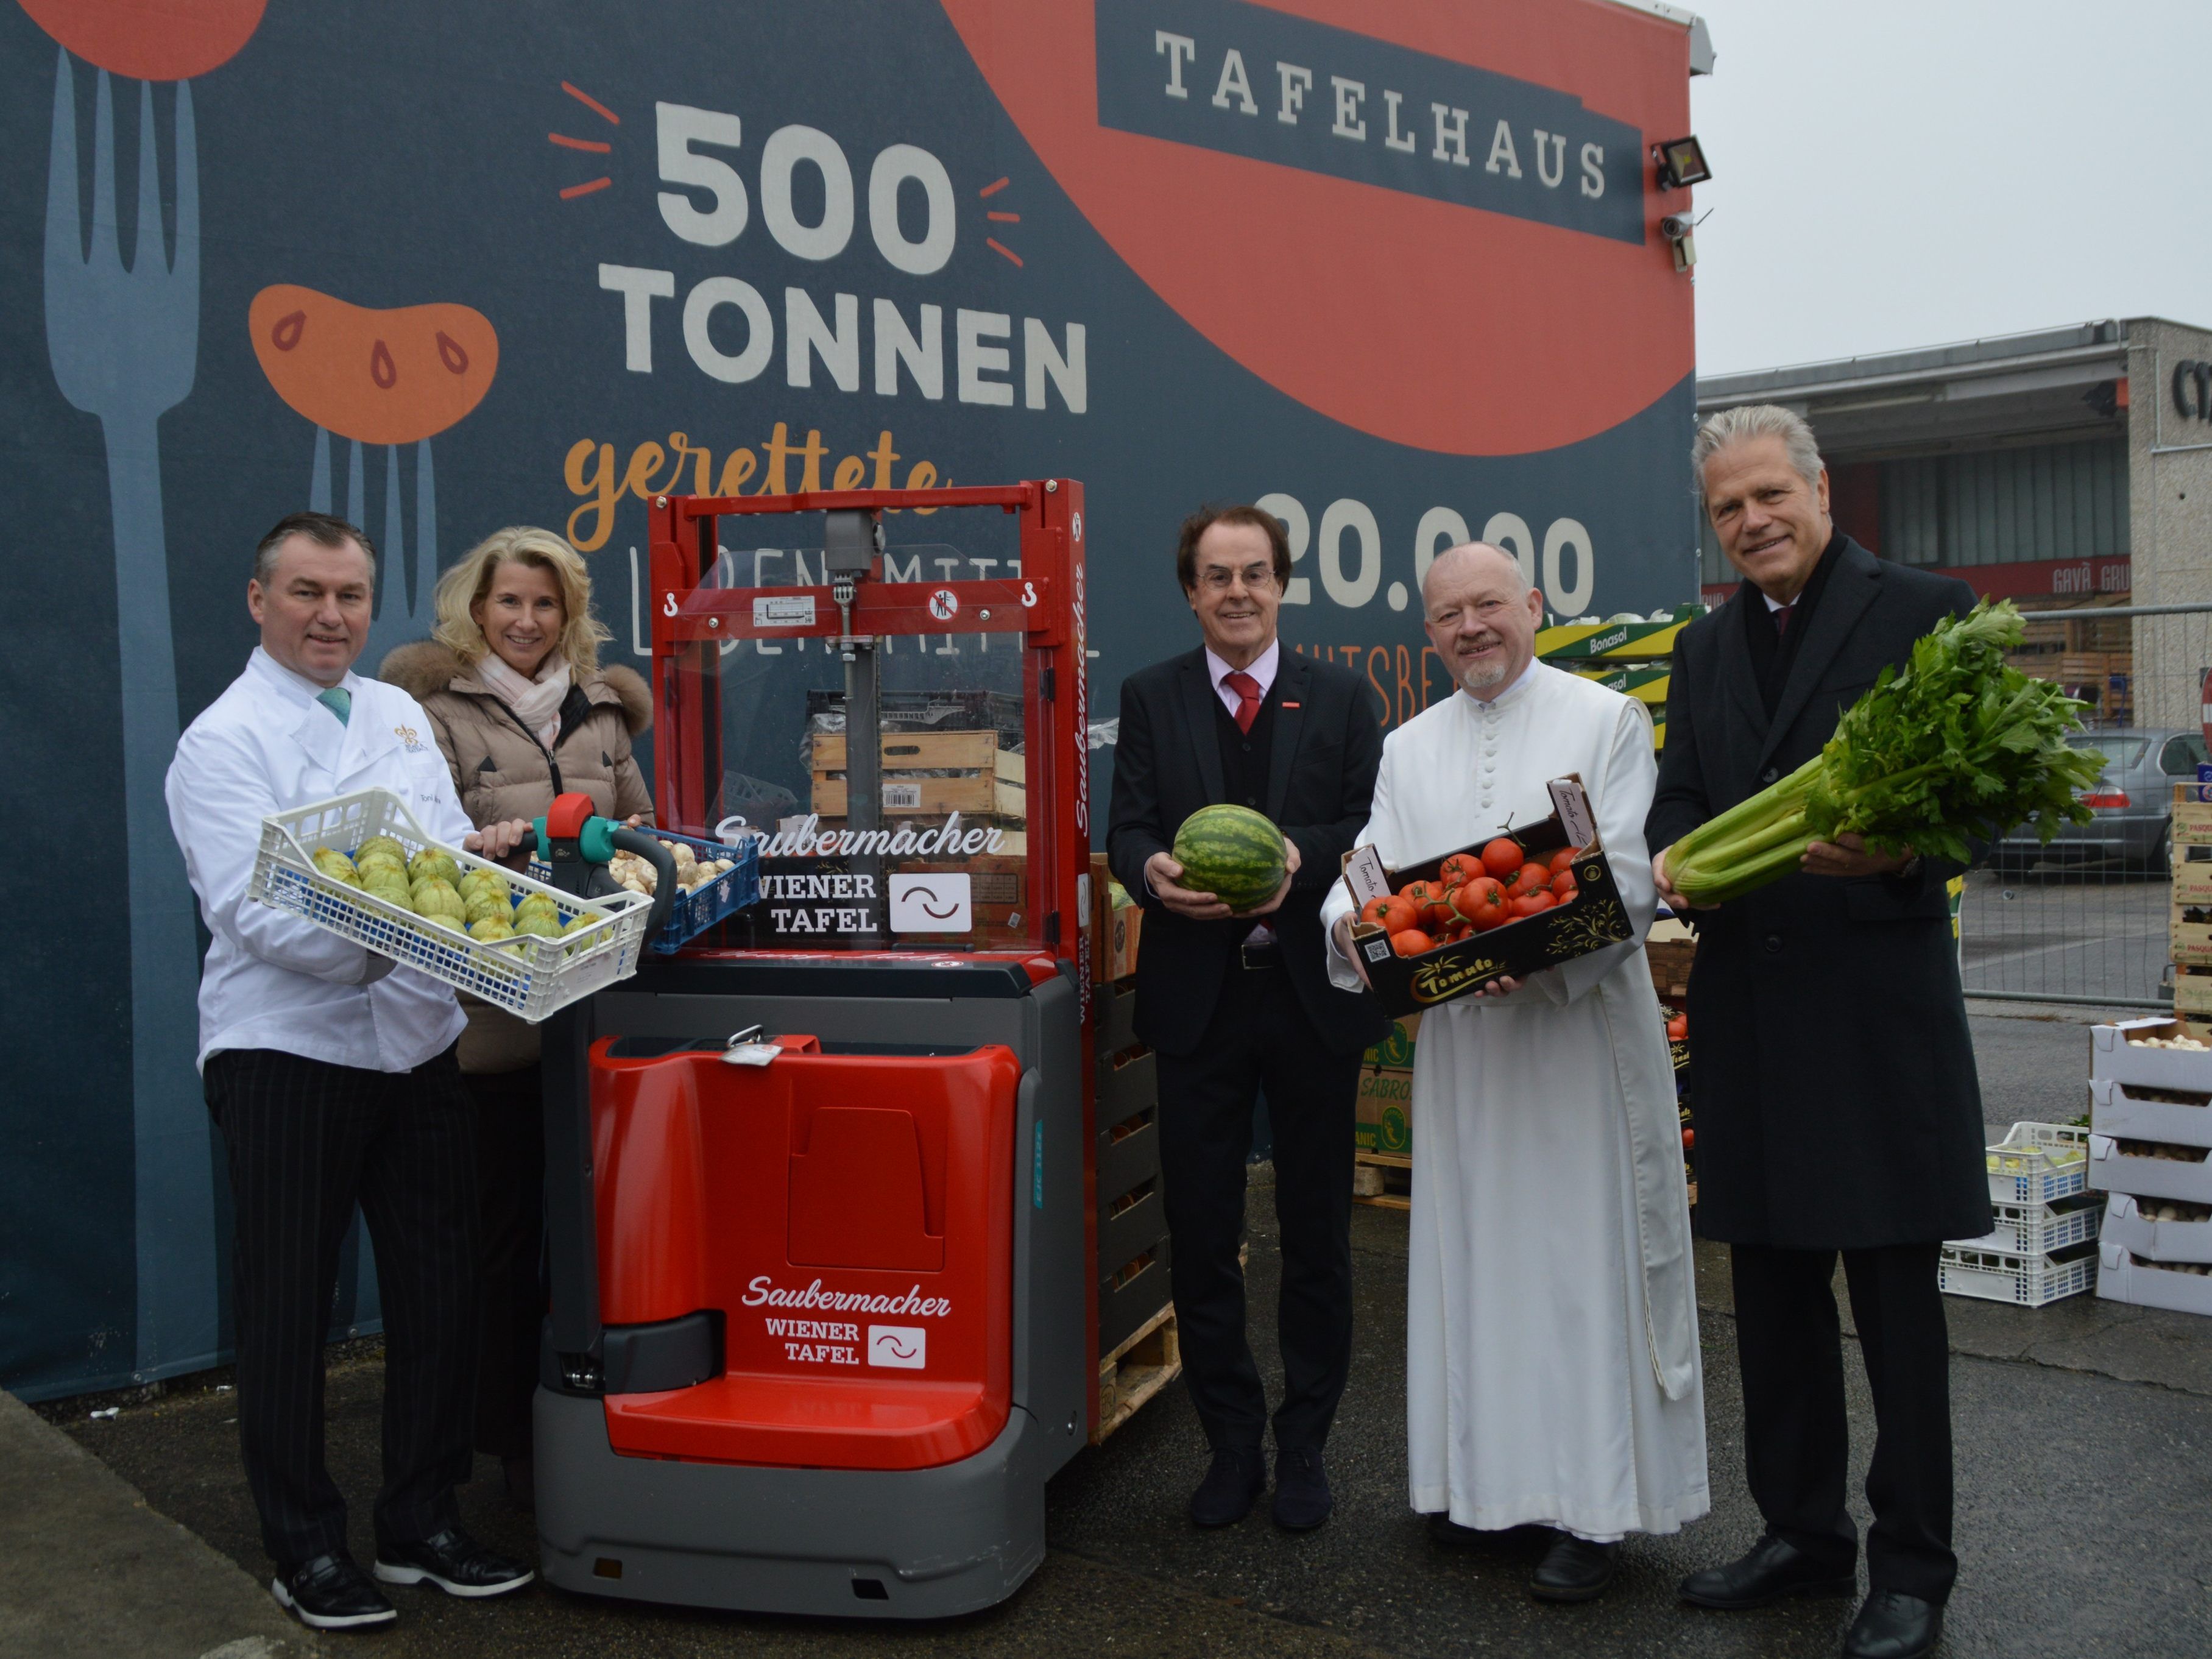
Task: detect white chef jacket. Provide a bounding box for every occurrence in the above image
[166,647,472,1074]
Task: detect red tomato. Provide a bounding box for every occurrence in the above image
[1421,891,1458,930]
[1667,1013,1689,1041]
[1390,927,1434,957]
[1548,847,1578,877]
[1682,1127,1696,1150]
[1480,837,1524,879]
[1438,852,1481,889]
[1511,861,1550,898]
[1446,921,1472,943]
[1451,875,1508,925]
[1550,870,1579,899]
[1363,894,1416,933]
[1510,890,1555,918]
[1399,879,1438,908]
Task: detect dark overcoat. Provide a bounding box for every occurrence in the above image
[1107,646,1389,1061]
[1646,538,1995,1249]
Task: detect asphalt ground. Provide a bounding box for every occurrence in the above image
[31,1005,2212,1659]
[1959,860,2174,1005]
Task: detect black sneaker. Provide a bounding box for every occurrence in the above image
[272,1552,398,1630]
[1271,1445,1333,1531]
[374,1527,534,1599]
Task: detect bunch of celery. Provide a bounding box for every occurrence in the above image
[1665,600,2105,906]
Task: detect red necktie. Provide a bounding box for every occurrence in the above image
[1224,670,1262,734]
[1773,600,1797,637]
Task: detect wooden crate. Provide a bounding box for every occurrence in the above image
[1354,1150,1411,1211]
[811,729,1025,819]
[1647,935,1697,996]
[1095,1304,1182,1443]
[2174,907,2212,967]
[2175,784,2212,846]
[2175,965,2212,1017]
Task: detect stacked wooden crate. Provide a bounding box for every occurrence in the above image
[1089,855,1177,1440]
[2172,786,2212,1023]
[810,729,1025,826]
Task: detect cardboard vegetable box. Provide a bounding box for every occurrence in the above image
[1340,777,1636,1018]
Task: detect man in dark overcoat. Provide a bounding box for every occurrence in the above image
[1108,503,1387,1533]
[1647,405,1993,1659]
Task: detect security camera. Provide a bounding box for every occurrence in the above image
[1660,214,1694,241]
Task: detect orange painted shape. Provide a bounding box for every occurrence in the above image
[936,0,1694,456]
[20,0,266,80]
[248,284,498,444]
[588,1039,1020,1471]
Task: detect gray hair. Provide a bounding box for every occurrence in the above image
[1421,540,1528,609]
[253,511,376,587]
[1691,405,1824,504]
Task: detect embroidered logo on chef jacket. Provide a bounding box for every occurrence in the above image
[394,723,428,754]
[867,1325,927,1368]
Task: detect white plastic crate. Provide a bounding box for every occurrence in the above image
[1984,1122,2091,1206]
[2101,1194,2212,1265]
[1949,1195,2102,1256]
[2096,1242,2212,1316]
[1938,1239,2097,1307]
[249,787,652,1023]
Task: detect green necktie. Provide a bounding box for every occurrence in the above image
[316,687,351,726]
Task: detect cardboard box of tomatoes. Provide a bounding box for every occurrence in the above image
[1338,776,1638,1017]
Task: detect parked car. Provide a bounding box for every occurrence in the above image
[1990,727,2208,872]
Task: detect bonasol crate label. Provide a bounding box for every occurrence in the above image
[753,594,818,628]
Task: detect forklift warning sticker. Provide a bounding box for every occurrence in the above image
[867,1325,928,1369]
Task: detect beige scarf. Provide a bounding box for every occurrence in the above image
[476,650,571,751]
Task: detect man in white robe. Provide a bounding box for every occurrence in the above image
[1323,543,1706,1602]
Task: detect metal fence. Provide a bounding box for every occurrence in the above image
[1960,603,2212,1010]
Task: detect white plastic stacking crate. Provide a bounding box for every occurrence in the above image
[1938,1239,2097,1307]
[249,787,652,1022]
[1984,1122,2090,1206]
[1950,1195,2102,1256]
[2101,1194,2212,1264]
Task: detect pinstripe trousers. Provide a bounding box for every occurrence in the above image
[205,1044,479,1569]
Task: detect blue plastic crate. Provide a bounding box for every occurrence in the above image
[641,829,763,954]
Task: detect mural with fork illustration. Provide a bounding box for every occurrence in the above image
[0,0,1700,1396]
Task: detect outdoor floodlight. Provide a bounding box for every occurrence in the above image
[1652,135,1711,191]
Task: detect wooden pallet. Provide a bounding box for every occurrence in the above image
[1095,1303,1181,1443]
[1353,1150,1411,1211]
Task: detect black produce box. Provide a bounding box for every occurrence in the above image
[1341,776,1636,1017]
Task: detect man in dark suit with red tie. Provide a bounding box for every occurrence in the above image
[1106,504,1387,1533]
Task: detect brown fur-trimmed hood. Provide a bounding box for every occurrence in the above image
[379,639,651,735]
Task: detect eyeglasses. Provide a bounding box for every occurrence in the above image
[1196,564,1279,593]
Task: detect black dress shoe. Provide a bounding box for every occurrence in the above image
[1679,1533,1858,1610]
[272,1552,398,1630]
[1271,1445,1332,1531]
[1189,1445,1267,1527]
[1529,1532,1619,1602]
[374,1527,534,1598]
[1844,1590,1943,1659]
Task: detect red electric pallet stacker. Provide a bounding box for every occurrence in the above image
[529,481,1170,1617]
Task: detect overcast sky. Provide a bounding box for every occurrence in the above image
[1685,0,2212,375]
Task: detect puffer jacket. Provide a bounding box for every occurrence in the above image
[380,639,654,1071]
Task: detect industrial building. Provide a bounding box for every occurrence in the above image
[1697,317,2212,726]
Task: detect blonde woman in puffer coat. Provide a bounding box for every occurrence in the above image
[381,525,651,1507]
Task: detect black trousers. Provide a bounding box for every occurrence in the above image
[464,1065,545,1462]
[205,1044,479,1570]
[1154,957,1360,1454]
[1730,1242,1957,1602]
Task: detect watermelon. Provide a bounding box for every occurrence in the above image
[1172,804,1288,913]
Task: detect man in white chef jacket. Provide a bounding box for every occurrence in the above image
[1322,542,1707,1603]
[167,512,537,1633]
